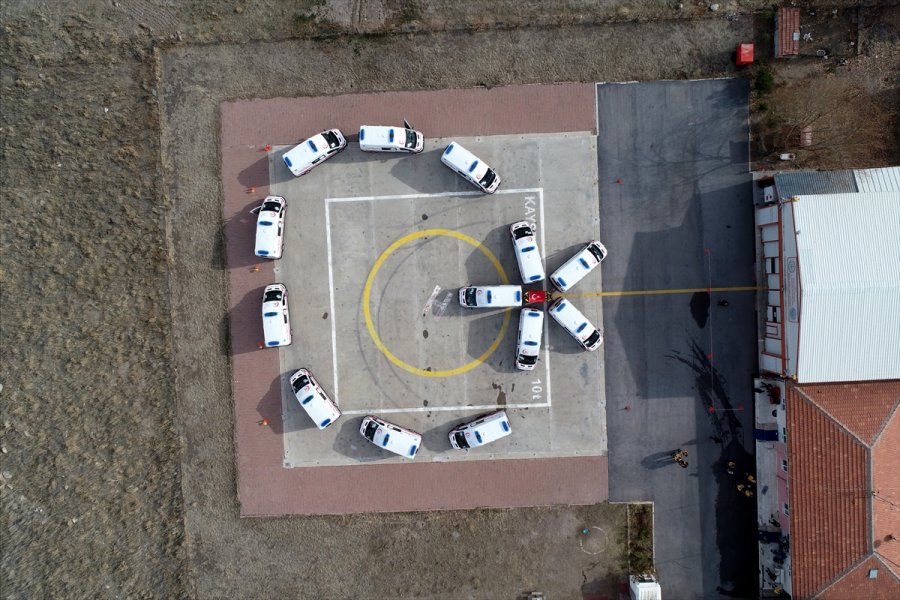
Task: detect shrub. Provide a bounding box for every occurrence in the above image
[755,67,775,95]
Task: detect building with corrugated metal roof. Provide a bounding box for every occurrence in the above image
[756,166,900,383]
[751,166,900,599]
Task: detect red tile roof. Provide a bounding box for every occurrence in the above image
[788,386,869,597]
[776,7,801,58]
[788,382,900,598]
[818,556,900,600]
[800,381,900,444]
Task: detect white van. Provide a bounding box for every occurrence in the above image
[509,221,545,283]
[550,240,607,292]
[516,308,544,370]
[358,125,424,153]
[448,410,512,450]
[289,368,341,429]
[548,297,602,351]
[359,415,422,459]
[282,129,347,177]
[441,142,501,194]
[252,196,286,259]
[261,283,292,347]
[458,285,522,308]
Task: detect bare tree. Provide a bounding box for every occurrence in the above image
[769,73,898,168]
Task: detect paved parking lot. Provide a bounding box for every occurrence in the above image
[269,133,606,466]
[597,79,758,599]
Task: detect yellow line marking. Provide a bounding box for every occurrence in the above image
[362,228,511,378]
[563,286,761,298]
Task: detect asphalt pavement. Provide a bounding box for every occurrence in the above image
[597,79,758,599]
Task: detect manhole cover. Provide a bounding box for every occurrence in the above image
[579,526,610,555]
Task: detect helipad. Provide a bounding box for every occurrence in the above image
[269,132,606,467]
[222,84,609,514]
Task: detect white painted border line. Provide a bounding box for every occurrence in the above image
[324,200,340,405]
[325,187,544,203]
[325,187,549,414]
[341,401,550,416]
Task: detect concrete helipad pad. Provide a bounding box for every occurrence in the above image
[268,133,606,467]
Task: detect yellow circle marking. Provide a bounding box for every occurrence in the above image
[363,228,511,378]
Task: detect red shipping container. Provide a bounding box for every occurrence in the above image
[736,43,755,65]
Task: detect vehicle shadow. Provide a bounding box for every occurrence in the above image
[237,153,269,188]
[222,197,274,269]
[544,327,589,355]
[255,373,287,435]
[464,310,519,374]
[267,147,296,187]
[227,285,267,356]
[388,147,476,195]
[420,419,459,453]
[466,223,517,283]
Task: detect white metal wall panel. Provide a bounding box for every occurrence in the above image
[761,223,780,242]
[757,205,779,225]
[760,354,782,375]
[767,274,780,289]
[792,191,900,382]
[763,241,779,257]
[765,338,782,354]
[768,291,781,306]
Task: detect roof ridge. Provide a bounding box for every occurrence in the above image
[874,551,900,582]
[869,397,899,446]
[793,386,871,448]
[813,552,871,598]
[812,553,900,599]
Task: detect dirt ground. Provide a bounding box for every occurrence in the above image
[748,3,900,169]
[1,1,897,599]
